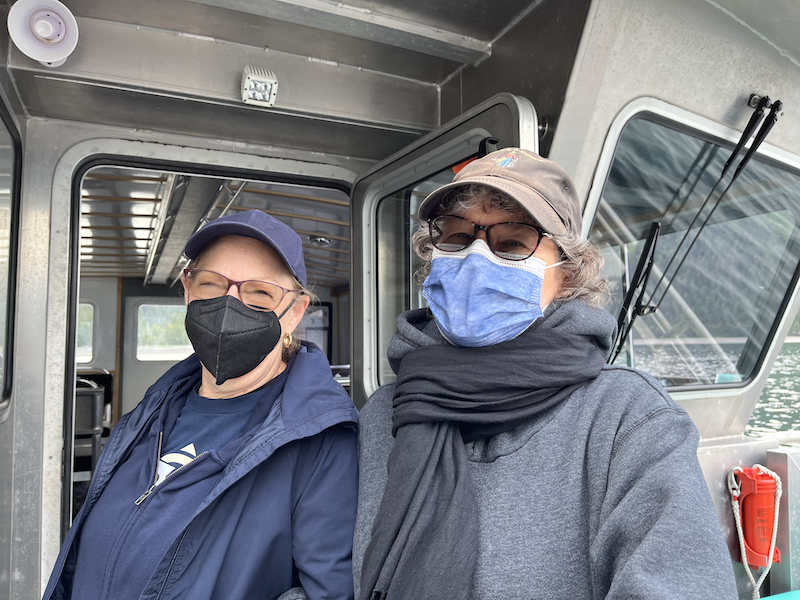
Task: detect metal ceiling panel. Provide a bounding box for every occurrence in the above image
[65,0,462,83]
[190,0,491,64]
[313,0,535,40]
[11,72,424,160]
[80,166,351,288]
[712,0,800,66]
[8,17,439,130]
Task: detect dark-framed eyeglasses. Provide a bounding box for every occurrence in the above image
[183,268,301,312]
[428,215,548,261]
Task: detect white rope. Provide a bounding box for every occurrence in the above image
[727,465,782,600]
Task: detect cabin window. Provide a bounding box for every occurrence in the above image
[76,302,95,363]
[589,116,800,389]
[135,303,192,362]
[301,302,332,360]
[0,104,19,408]
[375,168,458,384]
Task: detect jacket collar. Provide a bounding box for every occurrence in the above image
[107,343,357,487]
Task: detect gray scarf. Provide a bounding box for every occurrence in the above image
[359,307,609,600]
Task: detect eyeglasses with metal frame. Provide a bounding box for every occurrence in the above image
[183,268,302,312]
[428,215,549,261]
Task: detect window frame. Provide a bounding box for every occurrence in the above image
[584,97,800,400]
[0,95,22,423]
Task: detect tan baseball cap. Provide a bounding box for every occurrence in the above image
[418,148,581,236]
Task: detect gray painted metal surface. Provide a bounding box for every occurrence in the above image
[190,0,492,64]
[441,0,591,156]
[698,435,781,597]
[549,0,800,196]
[767,447,800,594]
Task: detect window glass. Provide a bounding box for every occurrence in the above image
[301,303,331,359]
[76,303,94,363]
[747,311,800,435]
[0,117,17,401]
[590,116,800,388]
[136,304,192,361]
[375,168,458,384]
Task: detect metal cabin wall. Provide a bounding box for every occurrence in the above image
[550,0,800,199]
[547,0,800,442]
[546,5,800,593]
[440,0,593,157]
[0,5,27,600]
[5,118,365,600]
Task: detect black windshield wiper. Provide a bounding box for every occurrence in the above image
[610,221,660,364]
[650,97,783,311]
[646,95,772,309]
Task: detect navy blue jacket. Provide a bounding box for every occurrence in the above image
[43,344,359,600]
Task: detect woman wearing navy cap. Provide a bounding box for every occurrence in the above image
[43,210,359,600]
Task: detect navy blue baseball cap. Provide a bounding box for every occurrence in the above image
[184,210,307,286]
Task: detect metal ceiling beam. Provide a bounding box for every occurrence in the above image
[222,204,349,228]
[82,195,161,202]
[190,0,491,64]
[145,174,178,284]
[80,225,154,231]
[149,178,224,285]
[302,244,350,255]
[301,252,349,264]
[303,258,350,274]
[230,186,350,206]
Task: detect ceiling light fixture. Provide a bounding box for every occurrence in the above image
[307,235,332,246]
[241,66,278,107]
[7,0,79,67]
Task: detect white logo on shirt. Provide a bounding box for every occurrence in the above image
[155,443,197,487]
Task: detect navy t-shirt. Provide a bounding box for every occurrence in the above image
[156,384,264,486]
[72,370,289,600]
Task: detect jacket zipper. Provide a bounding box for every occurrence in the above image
[135,432,209,506]
[135,432,164,505]
[155,524,194,600]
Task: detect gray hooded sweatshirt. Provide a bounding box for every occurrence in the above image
[354,300,737,599]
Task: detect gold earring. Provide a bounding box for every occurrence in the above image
[283,333,293,348]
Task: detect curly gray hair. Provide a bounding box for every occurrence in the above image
[411,184,608,307]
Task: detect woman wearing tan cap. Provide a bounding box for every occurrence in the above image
[354,149,737,600]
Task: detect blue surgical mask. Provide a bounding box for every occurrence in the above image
[422,239,562,347]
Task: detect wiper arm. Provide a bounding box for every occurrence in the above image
[610,221,661,364]
[647,95,771,305]
[651,98,783,311]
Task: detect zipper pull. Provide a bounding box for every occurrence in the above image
[136,431,163,506]
[135,481,157,506]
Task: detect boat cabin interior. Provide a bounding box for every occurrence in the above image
[0,0,799,598]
